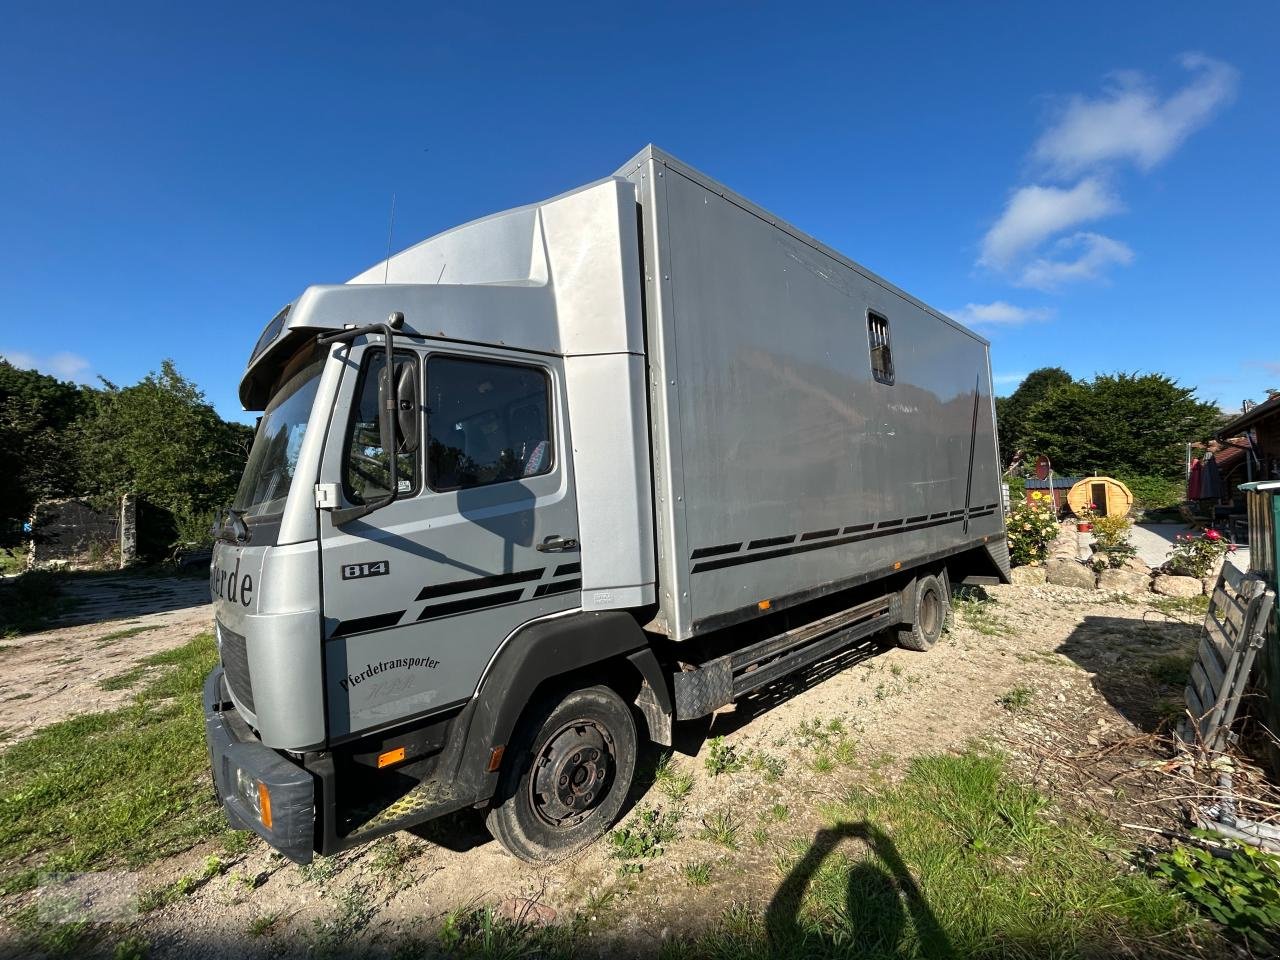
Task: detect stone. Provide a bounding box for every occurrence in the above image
[1123,555,1151,575]
[1045,559,1096,590]
[1010,565,1047,585]
[1201,576,1216,596]
[1096,567,1151,596]
[1152,574,1202,598]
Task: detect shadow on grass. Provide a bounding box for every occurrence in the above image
[766,822,956,959]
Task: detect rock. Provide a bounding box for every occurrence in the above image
[1152,574,1202,598]
[1045,559,1096,590]
[1201,575,1217,596]
[1010,565,1047,585]
[1123,555,1151,575]
[1096,567,1150,596]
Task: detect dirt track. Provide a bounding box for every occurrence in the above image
[0,575,210,743]
[6,579,1203,958]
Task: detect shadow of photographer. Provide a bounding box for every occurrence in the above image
[765,821,956,958]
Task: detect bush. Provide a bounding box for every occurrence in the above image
[1006,493,1060,567]
[1118,475,1184,510]
[1007,476,1027,503]
[1164,530,1231,578]
[1090,514,1138,571]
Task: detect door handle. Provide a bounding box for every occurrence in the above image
[536,535,578,553]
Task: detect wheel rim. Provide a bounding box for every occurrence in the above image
[919,586,943,638]
[528,719,616,828]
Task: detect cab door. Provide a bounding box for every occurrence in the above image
[317,338,581,741]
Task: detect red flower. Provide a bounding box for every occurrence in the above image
[1204,529,1222,541]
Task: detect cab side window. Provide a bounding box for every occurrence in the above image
[426,356,553,492]
[342,351,419,504]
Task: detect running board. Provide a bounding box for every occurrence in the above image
[671,593,901,719]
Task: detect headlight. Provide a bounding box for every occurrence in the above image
[234,767,273,830]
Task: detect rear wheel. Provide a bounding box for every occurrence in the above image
[897,573,949,652]
[485,684,637,862]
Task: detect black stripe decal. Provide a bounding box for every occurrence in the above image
[877,518,905,528]
[748,535,796,549]
[417,589,525,621]
[690,542,743,560]
[843,522,874,533]
[534,578,583,598]
[906,514,928,524]
[800,528,840,541]
[330,610,405,638]
[416,568,543,602]
[554,562,582,576]
[691,513,978,574]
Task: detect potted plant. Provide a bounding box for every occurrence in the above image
[1076,502,1097,533]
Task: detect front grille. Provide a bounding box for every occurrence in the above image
[217,621,255,713]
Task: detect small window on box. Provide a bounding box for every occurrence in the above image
[867,311,894,385]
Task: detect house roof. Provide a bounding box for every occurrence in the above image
[1217,392,1280,439]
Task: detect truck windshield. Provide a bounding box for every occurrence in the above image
[233,347,326,519]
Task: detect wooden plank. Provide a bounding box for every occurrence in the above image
[1190,662,1217,713]
[1205,614,1234,659]
[1185,683,1205,720]
[1221,562,1246,592]
[1195,638,1226,693]
[1220,596,1250,635]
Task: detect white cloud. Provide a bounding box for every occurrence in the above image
[1017,232,1134,291]
[1033,53,1239,177]
[950,301,1054,328]
[979,178,1120,269]
[994,372,1028,387]
[2,350,92,381]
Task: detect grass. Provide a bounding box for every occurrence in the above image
[249,909,284,938]
[658,750,1207,958]
[437,906,578,960]
[682,860,713,886]
[699,811,741,850]
[311,884,376,957]
[137,855,225,912]
[95,625,160,648]
[1147,594,1211,619]
[1147,652,1194,688]
[748,749,786,782]
[997,685,1035,712]
[0,632,222,893]
[653,752,695,802]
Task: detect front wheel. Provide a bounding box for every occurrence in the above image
[485,684,637,862]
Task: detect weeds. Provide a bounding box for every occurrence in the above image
[682,860,713,886]
[951,587,1011,637]
[248,910,284,938]
[748,750,786,782]
[704,737,745,777]
[699,811,741,849]
[654,752,695,801]
[997,685,1035,712]
[95,625,160,648]
[609,808,680,870]
[1147,653,1194,688]
[312,884,376,956]
[1154,831,1280,951]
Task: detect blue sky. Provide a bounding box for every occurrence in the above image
[1,3,1276,423]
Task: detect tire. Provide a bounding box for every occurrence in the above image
[485,684,637,863]
[897,573,949,652]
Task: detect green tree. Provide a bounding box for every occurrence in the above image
[0,359,92,546]
[1021,372,1220,479]
[78,361,252,548]
[995,366,1074,467]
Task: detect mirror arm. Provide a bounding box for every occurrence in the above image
[318,313,405,527]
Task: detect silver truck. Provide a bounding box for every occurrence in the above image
[204,145,1009,863]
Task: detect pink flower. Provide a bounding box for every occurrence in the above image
[1228,544,1238,552]
[1204,529,1222,541]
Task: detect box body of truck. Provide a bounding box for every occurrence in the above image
[203,146,1009,863]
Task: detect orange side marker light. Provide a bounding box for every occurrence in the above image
[377,747,406,769]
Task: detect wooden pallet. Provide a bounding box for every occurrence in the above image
[1182,563,1275,754]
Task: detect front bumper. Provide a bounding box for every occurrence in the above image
[203,666,316,863]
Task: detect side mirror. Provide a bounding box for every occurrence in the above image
[394,360,420,453]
